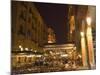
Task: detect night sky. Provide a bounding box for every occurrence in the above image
[34,2,69,44]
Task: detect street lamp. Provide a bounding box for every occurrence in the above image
[86,17,95,69]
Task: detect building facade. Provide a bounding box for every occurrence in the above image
[11,1,48,68]
[12,1,47,51]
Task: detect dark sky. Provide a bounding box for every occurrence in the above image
[34,2,69,44]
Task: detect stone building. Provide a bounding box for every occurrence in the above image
[11,1,48,68]
[12,1,47,51]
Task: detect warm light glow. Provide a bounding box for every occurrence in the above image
[50,51,53,54]
[30,49,33,51]
[81,35,88,67]
[86,26,95,68]
[69,52,72,54]
[19,45,22,48]
[78,54,82,58]
[61,54,68,57]
[36,55,42,57]
[20,48,23,51]
[86,17,91,26]
[48,40,53,43]
[27,55,35,57]
[19,45,23,51]
[25,48,28,51]
[56,52,60,54]
[34,50,37,53]
[80,32,84,37]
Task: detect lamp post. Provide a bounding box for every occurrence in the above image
[80,32,88,67]
[86,17,95,69]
